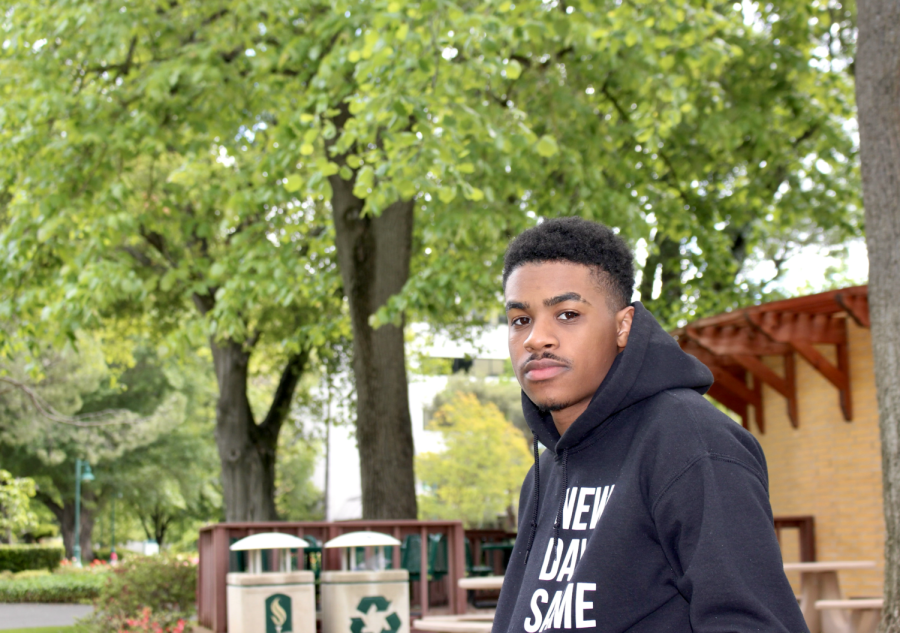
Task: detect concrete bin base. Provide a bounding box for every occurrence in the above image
[321,569,410,633]
[226,570,316,633]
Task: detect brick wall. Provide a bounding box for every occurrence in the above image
[748,318,884,598]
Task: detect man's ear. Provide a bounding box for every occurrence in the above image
[615,306,635,351]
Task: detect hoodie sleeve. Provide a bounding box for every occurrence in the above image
[651,454,809,633]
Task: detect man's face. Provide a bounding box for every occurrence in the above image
[505,261,633,430]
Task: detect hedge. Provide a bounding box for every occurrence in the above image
[0,573,105,603]
[0,545,64,573]
[92,547,132,562]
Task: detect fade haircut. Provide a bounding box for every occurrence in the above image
[502,217,635,311]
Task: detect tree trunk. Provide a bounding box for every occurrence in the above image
[40,495,94,560]
[329,174,418,519]
[208,334,308,522]
[855,3,900,631]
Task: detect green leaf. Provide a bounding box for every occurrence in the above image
[506,60,522,80]
[536,135,559,158]
[284,175,303,192]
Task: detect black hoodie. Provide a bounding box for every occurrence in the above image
[492,303,808,633]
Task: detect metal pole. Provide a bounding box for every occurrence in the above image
[110,495,117,563]
[73,458,82,566]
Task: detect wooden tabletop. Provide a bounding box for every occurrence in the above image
[414,620,493,633]
[459,576,504,590]
[783,561,877,572]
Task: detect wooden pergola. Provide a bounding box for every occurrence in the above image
[673,285,870,433]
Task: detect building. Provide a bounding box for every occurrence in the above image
[675,285,883,598]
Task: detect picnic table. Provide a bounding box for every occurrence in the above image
[413,578,503,633]
[783,561,878,633]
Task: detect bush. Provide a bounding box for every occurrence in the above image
[0,544,64,572]
[0,572,106,603]
[83,556,196,633]
[13,569,51,579]
[92,547,132,562]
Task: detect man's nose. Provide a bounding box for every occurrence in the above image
[524,318,557,352]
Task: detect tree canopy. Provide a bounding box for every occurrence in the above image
[1,0,862,519]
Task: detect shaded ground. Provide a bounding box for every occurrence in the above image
[0,604,93,630]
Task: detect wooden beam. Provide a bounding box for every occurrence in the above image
[707,382,749,430]
[732,354,798,428]
[837,340,852,422]
[751,373,765,434]
[747,313,852,422]
[710,366,760,409]
[685,326,791,357]
[784,353,799,428]
[732,354,789,398]
[747,311,847,345]
[835,292,871,328]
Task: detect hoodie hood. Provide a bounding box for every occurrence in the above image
[523,302,713,454]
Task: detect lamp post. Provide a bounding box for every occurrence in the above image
[73,458,95,566]
[110,492,120,563]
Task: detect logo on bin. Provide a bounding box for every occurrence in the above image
[350,596,401,633]
[265,593,292,633]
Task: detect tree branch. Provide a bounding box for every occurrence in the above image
[0,377,143,427]
[259,350,310,436]
[34,490,63,519]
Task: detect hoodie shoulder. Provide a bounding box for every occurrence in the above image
[632,387,769,498]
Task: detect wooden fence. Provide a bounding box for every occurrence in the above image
[198,520,467,633]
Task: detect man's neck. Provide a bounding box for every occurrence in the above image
[551,400,591,437]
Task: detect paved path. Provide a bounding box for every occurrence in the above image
[0,603,93,629]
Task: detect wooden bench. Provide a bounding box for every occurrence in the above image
[815,598,883,633]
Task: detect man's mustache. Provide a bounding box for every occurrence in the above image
[521,352,572,370]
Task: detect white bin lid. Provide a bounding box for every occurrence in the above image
[324,531,401,549]
[230,532,309,551]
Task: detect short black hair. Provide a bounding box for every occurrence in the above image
[502,217,635,310]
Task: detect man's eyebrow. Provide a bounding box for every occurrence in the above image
[545,292,590,307]
[505,300,529,312]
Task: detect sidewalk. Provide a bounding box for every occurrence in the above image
[0,603,93,630]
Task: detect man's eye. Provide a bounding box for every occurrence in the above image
[558,311,579,321]
[511,316,531,327]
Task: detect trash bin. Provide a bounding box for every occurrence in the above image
[227,532,316,633]
[321,531,409,633]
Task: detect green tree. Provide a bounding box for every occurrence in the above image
[0,337,214,558]
[425,375,528,441]
[417,393,531,528]
[0,470,37,543]
[0,1,346,520]
[275,433,325,521]
[266,0,860,516]
[1,0,860,520]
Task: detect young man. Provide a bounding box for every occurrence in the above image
[493,218,807,633]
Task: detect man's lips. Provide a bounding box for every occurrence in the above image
[523,359,570,382]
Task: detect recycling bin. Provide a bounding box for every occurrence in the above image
[321,532,410,633]
[226,532,316,633]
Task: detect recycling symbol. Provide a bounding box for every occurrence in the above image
[350,596,402,633]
